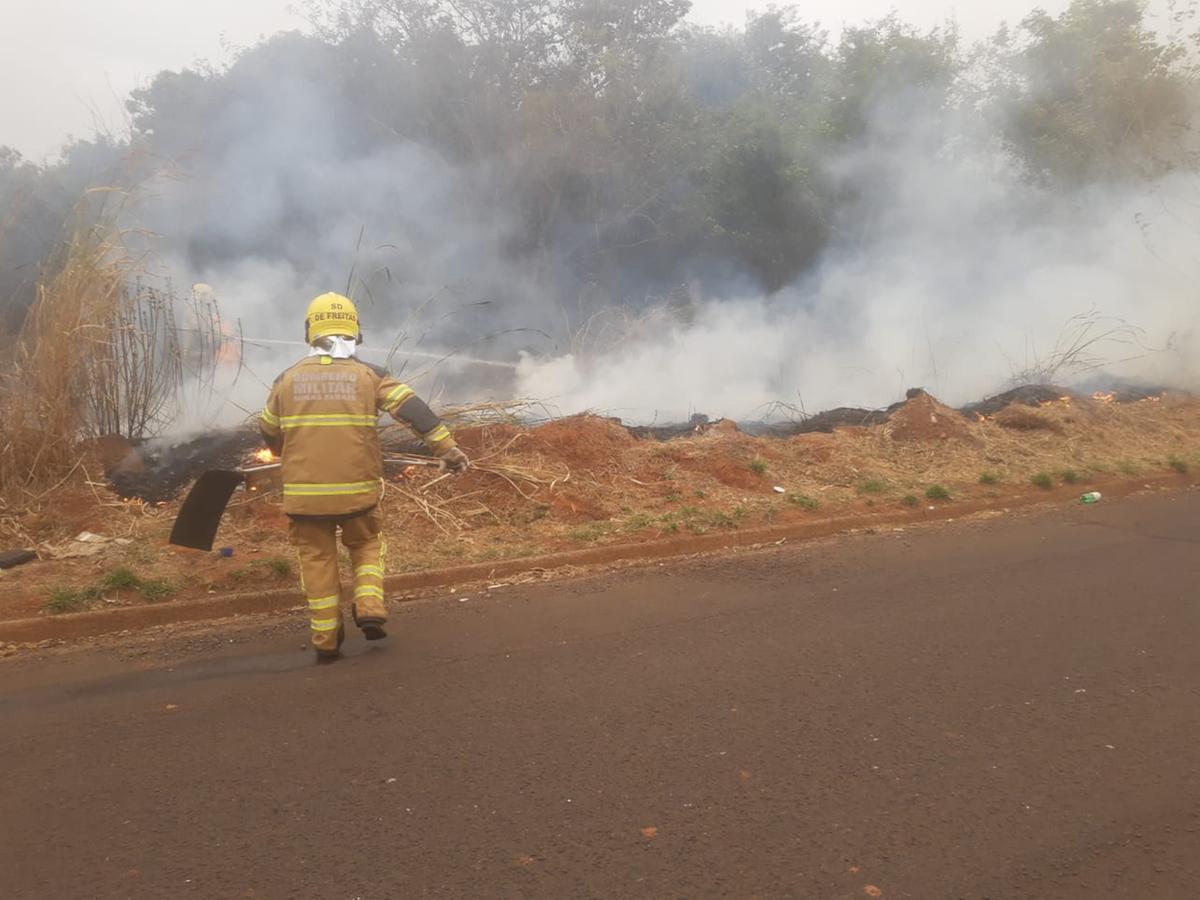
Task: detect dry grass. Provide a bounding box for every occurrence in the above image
[0,191,235,512]
[0,195,125,496]
[2,391,1198,617]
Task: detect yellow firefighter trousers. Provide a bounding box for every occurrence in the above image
[289,510,387,653]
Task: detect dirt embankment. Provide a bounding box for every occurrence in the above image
[1,388,1198,626]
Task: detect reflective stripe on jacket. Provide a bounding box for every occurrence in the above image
[258,356,454,516]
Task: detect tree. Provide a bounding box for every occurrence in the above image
[830,15,961,144]
[991,0,1197,185]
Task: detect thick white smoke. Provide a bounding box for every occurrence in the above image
[126,27,1200,428]
[132,47,539,419]
[515,109,1200,421]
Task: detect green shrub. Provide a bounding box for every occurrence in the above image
[265,557,293,577]
[901,494,920,508]
[101,567,141,590]
[748,459,768,476]
[857,478,888,496]
[925,484,952,501]
[1031,472,1054,490]
[138,579,176,602]
[1168,457,1189,474]
[978,472,1001,485]
[45,588,88,615]
[1059,469,1082,485]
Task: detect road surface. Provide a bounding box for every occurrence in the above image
[2,490,1199,899]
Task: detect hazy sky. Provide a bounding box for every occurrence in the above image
[2,0,1078,160]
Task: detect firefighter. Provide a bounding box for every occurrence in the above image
[258,292,469,660]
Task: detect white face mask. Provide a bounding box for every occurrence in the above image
[308,335,358,359]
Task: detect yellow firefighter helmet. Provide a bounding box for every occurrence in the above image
[305,292,361,344]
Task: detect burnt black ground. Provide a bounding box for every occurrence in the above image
[2,490,1199,899]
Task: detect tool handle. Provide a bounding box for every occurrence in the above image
[384,455,447,470]
[238,455,444,475]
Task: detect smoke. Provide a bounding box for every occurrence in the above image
[123,26,1200,428]
[515,106,1200,421]
[132,39,547,417]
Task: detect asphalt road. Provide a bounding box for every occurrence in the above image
[2,490,1199,899]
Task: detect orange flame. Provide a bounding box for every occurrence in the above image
[1040,395,1073,407]
[252,448,276,463]
[1092,391,1116,404]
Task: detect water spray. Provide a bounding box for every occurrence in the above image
[239,337,519,370]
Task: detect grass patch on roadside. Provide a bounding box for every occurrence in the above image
[748,459,768,476]
[44,567,176,613]
[657,506,750,536]
[857,478,889,496]
[1030,472,1054,490]
[787,494,820,511]
[137,579,176,602]
[1059,469,1083,485]
[1168,457,1189,474]
[901,494,920,508]
[978,471,1001,485]
[566,523,611,543]
[264,556,293,577]
[231,556,296,581]
[623,513,655,533]
[925,484,952,501]
[101,567,141,590]
[45,586,99,614]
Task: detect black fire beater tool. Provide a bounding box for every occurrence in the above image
[169,455,446,552]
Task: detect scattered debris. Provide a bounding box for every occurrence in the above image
[0,550,37,570]
[42,532,134,560]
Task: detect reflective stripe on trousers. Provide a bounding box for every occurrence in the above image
[344,518,386,622]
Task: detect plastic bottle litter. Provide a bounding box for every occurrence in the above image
[1080,492,1103,504]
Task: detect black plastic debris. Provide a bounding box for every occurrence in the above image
[0,549,37,570]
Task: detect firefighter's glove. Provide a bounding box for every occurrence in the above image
[442,447,470,474]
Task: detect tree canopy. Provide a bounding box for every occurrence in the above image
[1,0,1197,334]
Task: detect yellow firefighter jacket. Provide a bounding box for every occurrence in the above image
[258,356,455,516]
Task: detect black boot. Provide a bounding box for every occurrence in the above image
[352,604,388,641]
